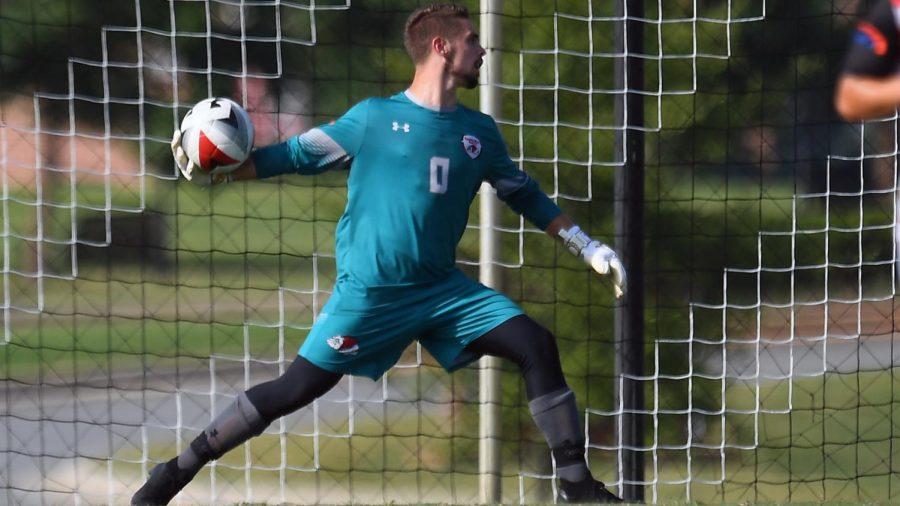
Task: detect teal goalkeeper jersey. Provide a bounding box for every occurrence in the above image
[251,91,561,287]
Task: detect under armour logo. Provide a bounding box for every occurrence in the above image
[392,121,410,133]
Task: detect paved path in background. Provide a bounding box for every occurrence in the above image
[714,299,900,377]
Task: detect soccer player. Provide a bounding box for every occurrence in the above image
[835,0,900,279]
[133,3,625,504]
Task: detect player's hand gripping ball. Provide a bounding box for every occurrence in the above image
[172,97,254,186]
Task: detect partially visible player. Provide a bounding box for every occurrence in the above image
[133,3,624,504]
[835,0,900,279]
[835,0,900,121]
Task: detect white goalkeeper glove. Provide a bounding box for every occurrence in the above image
[171,129,233,187]
[559,225,627,298]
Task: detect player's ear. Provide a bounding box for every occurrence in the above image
[432,36,450,58]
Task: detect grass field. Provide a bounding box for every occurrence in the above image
[78,367,898,504]
[649,369,900,503]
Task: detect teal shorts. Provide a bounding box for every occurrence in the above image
[298,270,523,380]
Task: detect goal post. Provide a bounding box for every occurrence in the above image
[477,1,503,503]
[613,0,646,502]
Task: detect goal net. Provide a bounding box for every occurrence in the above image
[1,0,896,504]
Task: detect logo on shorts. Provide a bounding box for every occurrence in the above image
[327,335,359,355]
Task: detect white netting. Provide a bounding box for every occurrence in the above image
[650,116,897,502]
[4,0,896,504]
[495,1,775,501]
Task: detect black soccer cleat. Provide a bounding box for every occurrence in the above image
[559,477,624,503]
[131,458,197,506]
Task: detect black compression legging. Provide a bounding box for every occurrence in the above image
[463,314,568,399]
[245,314,567,422]
[245,355,342,423]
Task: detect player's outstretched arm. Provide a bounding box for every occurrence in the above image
[484,165,626,297]
[545,214,627,298]
[173,128,349,187]
[835,75,900,122]
[247,100,367,181]
[175,99,368,187]
[484,120,626,297]
[249,129,353,179]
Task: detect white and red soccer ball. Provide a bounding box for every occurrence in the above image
[180,97,254,175]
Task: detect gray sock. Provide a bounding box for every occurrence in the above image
[529,388,589,482]
[176,392,268,472]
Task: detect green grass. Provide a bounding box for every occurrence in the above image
[1,179,338,377]
[98,369,900,504]
[658,370,900,503]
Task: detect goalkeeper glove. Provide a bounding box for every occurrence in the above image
[559,226,627,298]
[171,130,233,187]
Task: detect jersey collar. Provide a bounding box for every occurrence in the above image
[403,89,458,113]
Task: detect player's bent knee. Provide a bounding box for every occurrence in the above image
[520,323,561,367]
[533,325,560,355]
[472,315,562,371]
[517,321,568,398]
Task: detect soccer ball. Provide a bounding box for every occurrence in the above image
[179,97,254,175]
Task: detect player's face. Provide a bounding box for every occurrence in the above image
[447,20,485,89]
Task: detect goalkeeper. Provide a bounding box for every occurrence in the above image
[133,3,624,504]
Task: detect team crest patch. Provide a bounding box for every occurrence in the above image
[461,135,482,159]
[327,335,359,355]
